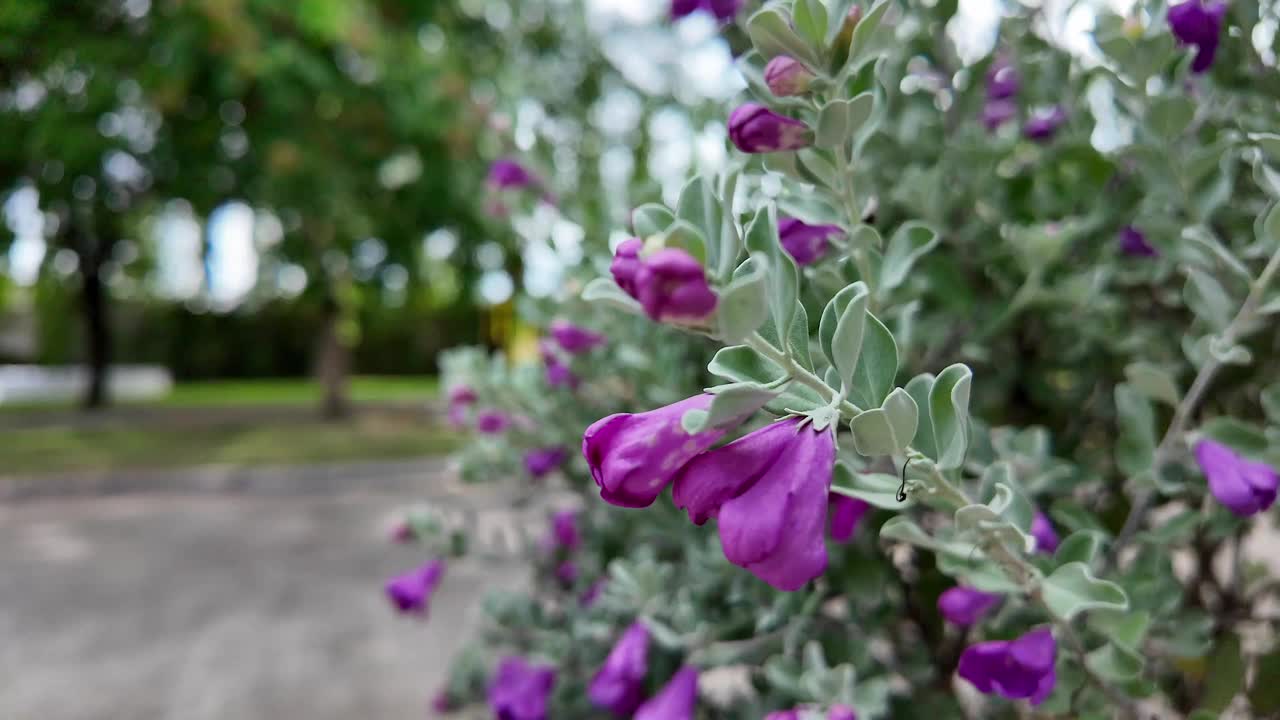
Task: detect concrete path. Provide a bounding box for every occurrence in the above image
[0,475,537,720]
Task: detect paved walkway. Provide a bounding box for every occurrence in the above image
[0,465,540,720]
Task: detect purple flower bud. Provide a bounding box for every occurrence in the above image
[431,690,456,714]
[1023,106,1067,142]
[1196,439,1279,517]
[958,627,1057,705]
[476,409,511,435]
[764,56,816,97]
[580,577,607,607]
[525,446,568,479]
[555,560,579,585]
[1031,512,1060,554]
[385,558,446,615]
[584,394,729,508]
[985,57,1020,100]
[1168,0,1227,73]
[488,657,557,720]
[982,99,1018,131]
[938,586,1003,626]
[728,103,813,154]
[1119,225,1158,257]
[390,520,416,544]
[633,248,718,321]
[589,621,651,715]
[828,705,859,720]
[550,319,606,354]
[635,666,698,720]
[673,418,835,591]
[548,509,581,550]
[610,238,644,296]
[487,158,536,190]
[672,0,743,22]
[779,217,842,265]
[448,385,477,406]
[828,493,871,542]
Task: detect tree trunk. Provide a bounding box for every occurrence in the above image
[317,302,351,420]
[74,223,112,411]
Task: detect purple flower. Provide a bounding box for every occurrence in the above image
[1168,0,1227,73]
[765,711,801,720]
[982,99,1018,131]
[525,447,568,479]
[985,57,1021,100]
[448,385,477,405]
[549,509,581,551]
[431,690,456,714]
[1023,106,1067,142]
[1031,512,1060,554]
[447,403,469,429]
[584,394,729,508]
[580,577,607,607]
[828,493,871,542]
[671,0,743,22]
[635,666,698,720]
[728,103,813,154]
[633,248,718,322]
[385,558,446,615]
[828,706,858,720]
[1119,225,1158,257]
[487,158,536,190]
[550,319,606,353]
[938,586,1003,626]
[555,560,579,585]
[545,359,579,390]
[673,418,835,591]
[764,56,816,97]
[610,238,644,296]
[488,656,557,720]
[588,621,651,715]
[779,217,842,265]
[476,410,511,434]
[1196,439,1279,517]
[390,520,416,544]
[958,627,1057,705]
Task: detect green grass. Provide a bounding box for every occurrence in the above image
[0,375,439,412]
[1,417,460,476]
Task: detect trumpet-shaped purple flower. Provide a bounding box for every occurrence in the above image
[550,319,606,353]
[1196,439,1279,516]
[986,57,1021,100]
[958,627,1057,705]
[525,446,568,479]
[633,248,718,321]
[588,621,651,715]
[828,493,871,542]
[1120,225,1158,257]
[828,706,858,720]
[488,657,557,720]
[476,409,511,435]
[487,158,536,190]
[385,558,446,615]
[764,56,816,97]
[729,103,813,153]
[938,586,1003,626]
[584,394,730,508]
[610,238,644,296]
[671,0,743,21]
[548,509,580,550]
[673,418,835,591]
[1024,106,1067,142]
[1031,512,1060,554]
[447,385,477,406]
[779,217,842,265]
[982,98,1018,131]
[635,666,698,720]
[1168,0,1227,73]
[580,577,607,608]
[555,560,578,585]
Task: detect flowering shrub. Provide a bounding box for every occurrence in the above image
[397,0,1280,717]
